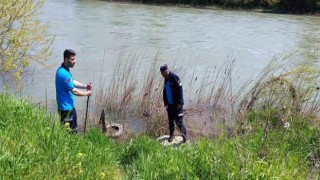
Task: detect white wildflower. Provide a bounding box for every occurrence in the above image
[284,122,290,129]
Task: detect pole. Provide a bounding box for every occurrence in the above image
[84,95,90,134]
[84,83,91,134]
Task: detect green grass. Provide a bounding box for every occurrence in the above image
[0,93,122,179]
[0,93,319,179]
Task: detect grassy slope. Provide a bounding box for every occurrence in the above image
[0,93,319,179]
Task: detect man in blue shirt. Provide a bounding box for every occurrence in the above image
[160,64,187,143]
[55,49,93,133]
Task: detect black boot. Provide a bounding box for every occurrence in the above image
[182,133,187,143]
[176,112,187,143]
[168,130,174,142]
[181,127,187,143]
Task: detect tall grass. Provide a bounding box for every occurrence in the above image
[94,51,237,136]
[94,51,167,136]
[94,50,320,140]
[238,53,320,133]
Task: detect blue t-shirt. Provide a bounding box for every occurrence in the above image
[55,65,75,111]
[165,80,173,105]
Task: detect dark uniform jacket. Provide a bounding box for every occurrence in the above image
[163,72,184,106]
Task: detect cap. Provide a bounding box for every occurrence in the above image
[160,64,168,72]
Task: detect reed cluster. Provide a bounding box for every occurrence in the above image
[95,51,320,139]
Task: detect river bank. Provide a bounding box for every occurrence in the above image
[101,0,320,14]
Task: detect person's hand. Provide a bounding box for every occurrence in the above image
[86,83,93,90]
[177,104,181,110]
[87,89,92,96]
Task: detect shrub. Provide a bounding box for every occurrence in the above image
[0,0,53,90]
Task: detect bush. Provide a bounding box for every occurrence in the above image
[0,0,52,89]
[277,0,319,13]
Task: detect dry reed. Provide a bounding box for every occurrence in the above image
[92,50,320,139]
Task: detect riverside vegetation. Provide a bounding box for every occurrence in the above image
[0,93,320,179]
[1,52,320,179]
[103,0,320,14]
[0,0,53,90]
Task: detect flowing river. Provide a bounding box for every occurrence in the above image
[23,0,320,117]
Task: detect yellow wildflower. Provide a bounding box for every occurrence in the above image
[77,152,85,159]
[100,172,106,178]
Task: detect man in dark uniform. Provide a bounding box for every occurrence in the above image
[160,64,187,143]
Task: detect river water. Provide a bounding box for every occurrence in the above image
[23,0,320,116]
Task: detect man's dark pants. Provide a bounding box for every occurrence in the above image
[167,104,187,138]
[58,108,78,133]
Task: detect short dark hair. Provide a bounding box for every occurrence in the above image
[63,49,76,59]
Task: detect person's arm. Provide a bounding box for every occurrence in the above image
[173,74,183,109]
[73,80,86,89]
[73,80,92,90]
[163,85,168,106]
[71,88,92,96]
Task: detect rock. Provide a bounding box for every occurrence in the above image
[157,135,185,146]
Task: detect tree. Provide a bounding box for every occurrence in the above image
[0,0,53,90]
[277,0,319,13]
